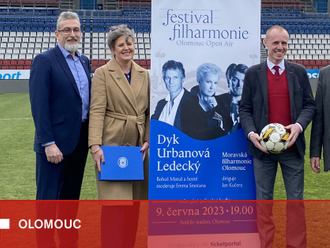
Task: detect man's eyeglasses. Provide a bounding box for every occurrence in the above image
[58,28,81,34]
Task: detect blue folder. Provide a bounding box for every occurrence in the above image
[98,145,144,181]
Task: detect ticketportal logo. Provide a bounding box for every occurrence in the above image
[0,219,10,229]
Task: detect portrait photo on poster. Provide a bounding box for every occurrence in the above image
[151,59,249,141]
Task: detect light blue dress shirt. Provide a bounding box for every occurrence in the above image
[42,45,90,147]
[58,44,90,121]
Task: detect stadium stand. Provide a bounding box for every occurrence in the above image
[0,0,329,71]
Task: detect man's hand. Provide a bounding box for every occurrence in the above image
[45,144,63,164]
[285,123,300,148]
[249,132,269,154]
[310,157,321,173]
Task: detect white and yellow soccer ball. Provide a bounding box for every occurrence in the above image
[260,123,289,154]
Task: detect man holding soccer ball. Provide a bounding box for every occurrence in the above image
[239,25,316,248]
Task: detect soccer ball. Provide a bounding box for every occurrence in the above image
[260,123,289,154]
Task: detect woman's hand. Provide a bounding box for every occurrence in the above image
[140,141,150,160]
[90,145,104,172]
[199,95,217,111]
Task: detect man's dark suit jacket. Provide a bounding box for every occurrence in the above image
[29,45,91,156]
[310,65,330,171]
[239,60,316,159]
[151,88,192,130]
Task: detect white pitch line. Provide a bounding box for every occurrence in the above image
[0,117,32,121]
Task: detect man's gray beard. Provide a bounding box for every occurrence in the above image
[65,43,79,53]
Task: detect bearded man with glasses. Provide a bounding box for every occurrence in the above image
[29,11,91,248]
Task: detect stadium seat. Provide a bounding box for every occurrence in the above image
[25,60,32,66]
[321,60,328,66]
[0,3,328,71]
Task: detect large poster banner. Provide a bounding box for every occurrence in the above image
[148,1,261,245]
[149,0,261,200]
